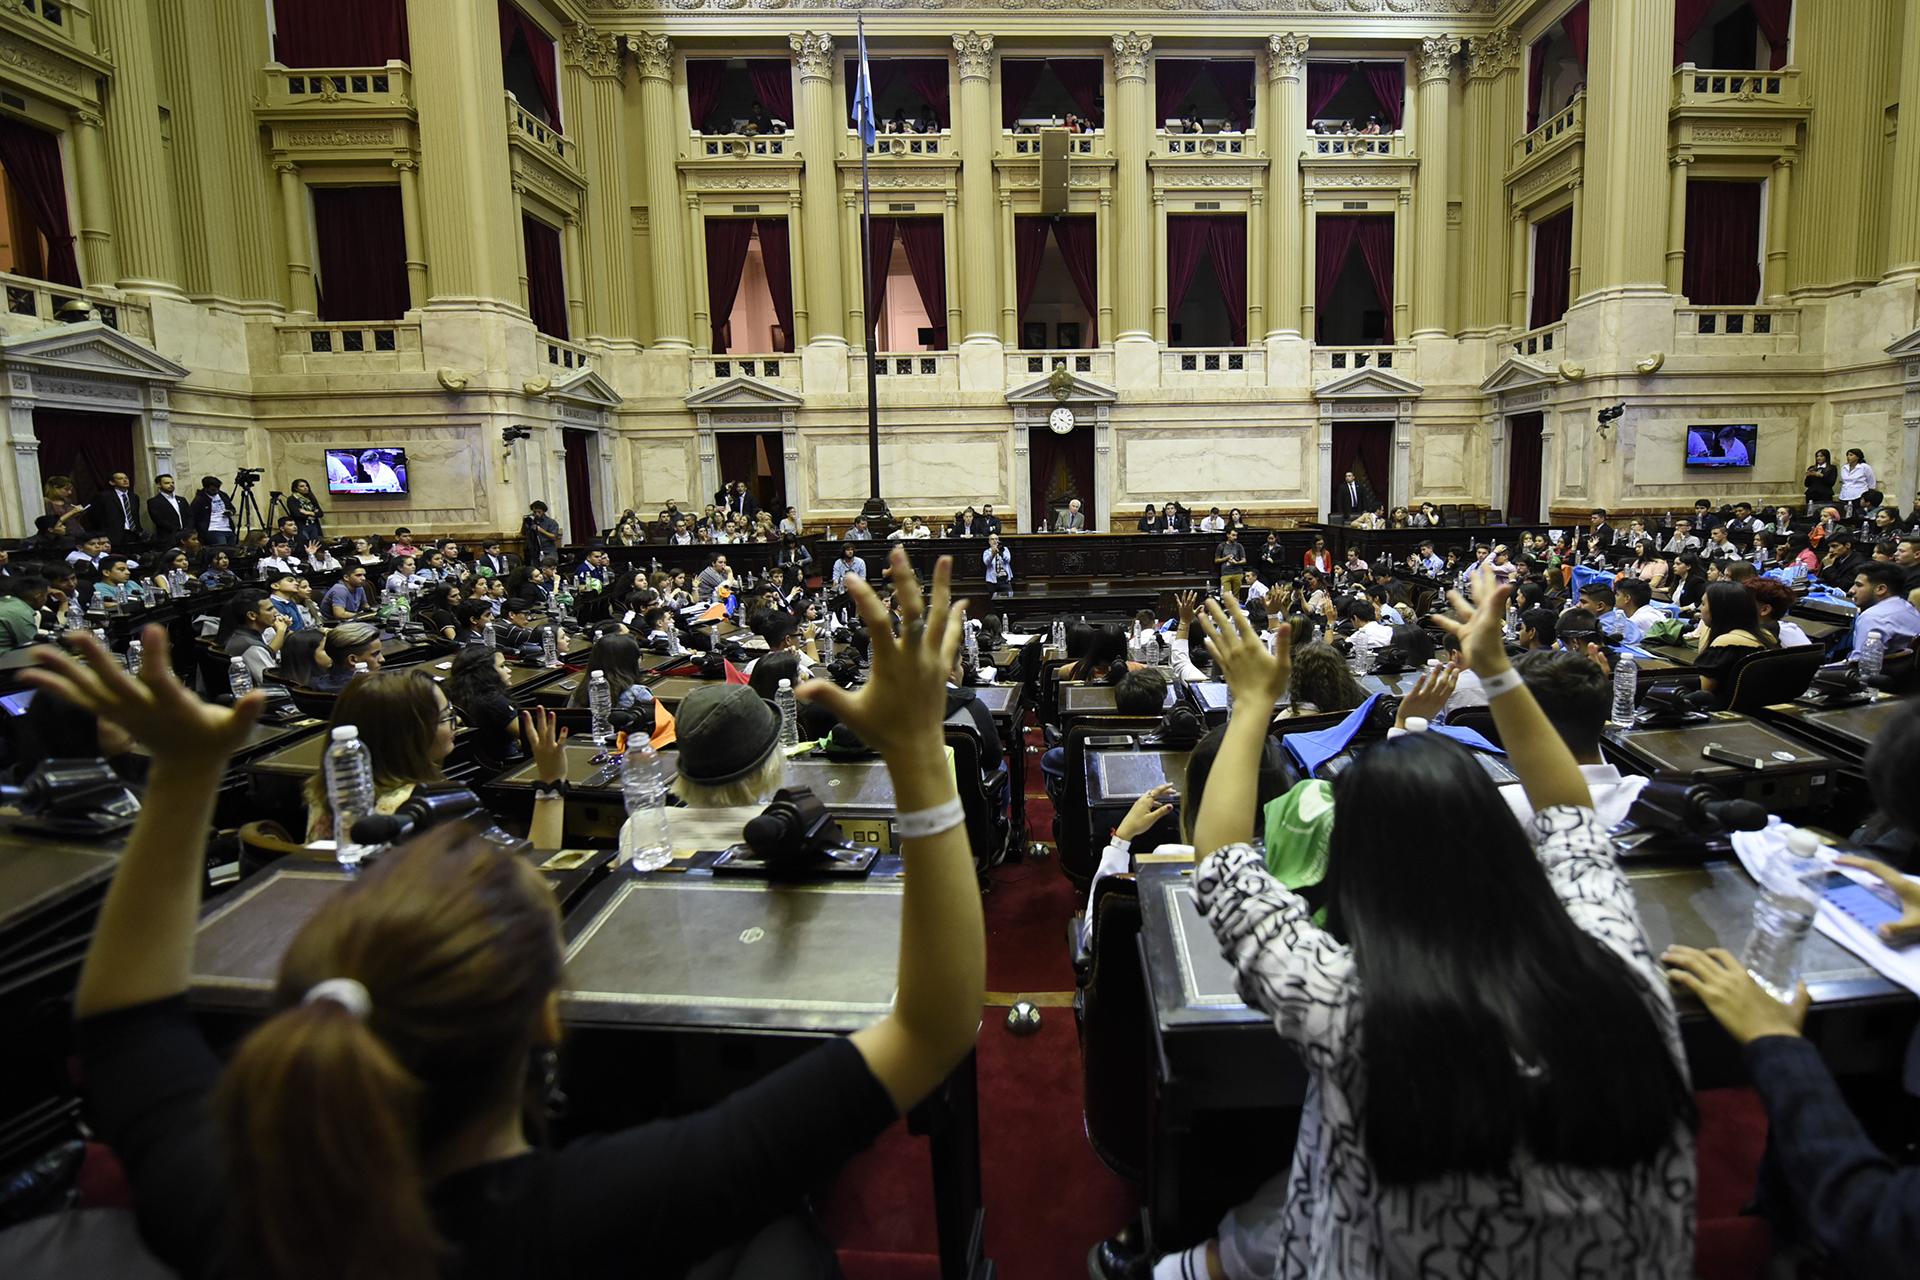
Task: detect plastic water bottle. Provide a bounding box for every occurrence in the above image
[1859,629,1886,681]
[776,678,798,746]
[323,726,377,871]
[1051,618,1066,652]
[125,638,142,676]
[1740,828,1826,1002]
[168,569,186,596]
[821,622,836,663]
[964,620,980,671]
[541,624,560,667]
[482,617,497,649]
[1611,654,1638,727]
[1001,613,1009,635]
[228,655,252,699]
[621,740,673,871]
[587,671,613,746]
[64,596,83,632]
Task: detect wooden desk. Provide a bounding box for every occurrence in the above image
[1085,748,1189,849]
[131,717,325,763]
[645,674,719,708]
[1601,716,1836,813]
[1060,680,1180,717]
[1759,696,1907,768]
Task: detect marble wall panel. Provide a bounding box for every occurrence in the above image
[1841,409,1898,479]
[267,426,491,530]
[1119,432,1307,501]
[1416,432,1467,491]
[1628,410,1807,492]
[635,439,696,507]
[810,437,1005,507]
[171,429,250,490]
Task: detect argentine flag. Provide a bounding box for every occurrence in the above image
[853,21,877,147]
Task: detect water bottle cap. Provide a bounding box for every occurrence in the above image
[1870,630,1884,640]
[777,678,792,689]
[331,725,360,742]
[589,670,607,682]
[1784,828,1823,858]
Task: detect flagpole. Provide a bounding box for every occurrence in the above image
[856,12,889,523]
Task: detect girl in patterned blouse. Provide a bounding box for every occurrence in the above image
[1172,568,1696,1280]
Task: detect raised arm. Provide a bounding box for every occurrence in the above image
[522,707,571,850]
[1190,595,1293,857]
[24,626,266,1018]
[799,547,984,1114]
[1435,564,1590,813]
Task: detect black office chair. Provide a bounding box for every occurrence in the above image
[1074,874,1149,1181]
[1442,704,1501,747]
[944,727,1009,877]
[1722,645,1826,714]
[1055,717,1168,886]
[283,684,337,720]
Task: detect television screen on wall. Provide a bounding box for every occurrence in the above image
[1685,424,1756,468]
[324,447,410,494]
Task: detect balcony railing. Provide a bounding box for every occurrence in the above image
[275,321,424,372]
[0,272,153,342]
[862,130,949,157]
[1160,347,1266,385]
[1009,349,1112,384]
[1508,321,1568,360]
[1160,130,1249,157]
[697,354,796,385]
[1674,306,1800,354]
[508,94,572,167]
[868,352,950,377]
[261,61,412,114]
[1313,345,1414,381]
[697,131,791,158]
[1010,131,1099,156]
[1673,65,1802,111]
[1514,92,1584,167]
[539,334,592,373]
[1307,131,1404,158]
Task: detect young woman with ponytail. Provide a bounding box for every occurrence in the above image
[36,546,985,1280]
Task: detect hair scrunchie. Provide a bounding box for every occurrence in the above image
[302,977,372,1020]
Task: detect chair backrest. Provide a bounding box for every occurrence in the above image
[195,638,234,699]
[1442,704,1501,747]
[1056,717,1169,884]
[1078,874,1148,1181]
[1723,645,1825,713]
[284,684,337,720]
[944,727,1007,875]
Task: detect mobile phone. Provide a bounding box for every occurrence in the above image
[1702,742,1768,770]
[1819,871,1906,937]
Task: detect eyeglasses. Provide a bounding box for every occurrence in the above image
[437,706,462,728]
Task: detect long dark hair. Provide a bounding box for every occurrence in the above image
[569,633,645,708]
[1323,733,1693,1183]
[446,644,507,716]
[216,589,271,645]
[1702,581,1774,648]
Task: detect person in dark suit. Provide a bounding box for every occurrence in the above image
[1332,470,1375,521]
[477,537,520,579]
[716,481,759,518]
[980,505,1003,536]
[1059,499,1086,532]
[94,472,145,546]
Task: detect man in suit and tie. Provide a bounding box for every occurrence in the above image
[95,472,145,546]
[147,474,190,541]
[477,537,519,579]
[1332,470,1375,523]
[979,505,1003,536]
[716,481,759,519]
[1059,498,1086,532]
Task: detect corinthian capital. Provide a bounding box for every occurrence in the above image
[626,32,672,82]
[1418,35,1461,85]
[1267,33,1308,84]
[790,32,834,82]
[953,32,994,81]
[1112,32,1152,82]
[565,23,624,81]
[1466,26,1519,80]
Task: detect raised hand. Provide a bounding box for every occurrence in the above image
[1663,945,1809,1041]
[522,707,571,785]
[1393,663,1459,728]
[1197,594,1292,710]
[23,624,265,769]
[1175,590,1200,630]
[1116,783,1175,843]
[1435,563,1513,677]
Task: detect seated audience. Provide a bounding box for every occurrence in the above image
[311,622,386,691]
[0,574,48,652]
[1279,641,1366,718]
[1743,576,1812,648]
[301,669,454,839]
[216,589,287,688]
[1692,581,1777,705]
[446,644,522,763]
[568,633,657,713]
[671,683,788,808]
[1501,649,1649,829]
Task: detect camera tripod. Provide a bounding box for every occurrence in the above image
[233,479,278,538]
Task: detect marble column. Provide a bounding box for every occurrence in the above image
[1111,32,1154,382]
[275,162,317,316]
[1888,4,1920,280]
[94,0,183,294]
[1765,158,1793,301]
[1265,34,1307,342]
[1411,36,1459,339]
[564,22,637,344]
[630,33,690,349]
[1665,156,1691,296]
[1460,27,1519,336]
[405,0,519,305]
[1583,0,1677,296]
[954,33,999,348]
[791,33,845,346]
[394,159,428,310]
[1508,208,1529,329]
[564,214,588,337]
[68,108,120,287]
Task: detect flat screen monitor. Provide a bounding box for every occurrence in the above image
[324,448,410,495]
[1685,424,1756,468]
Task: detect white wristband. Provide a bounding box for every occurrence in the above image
[1480,667,1525,698]
[896,796,965,839]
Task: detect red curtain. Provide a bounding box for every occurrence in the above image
[756,219,795,353]
[862,216,895,330]
[686,60,727,131]
[1362,62,1405,130]
[1673,0,1719,64]
[747,60,794,127]
[1013,216,1052,335]
[1307,63,1349,121]
[1211,61,1255,131]
[498,1,560,130]
[1505,413,1544,523]
[1684,180,1762,306]
[1165,216,1212,326]
[1526,36,1552,130]
[1330,422,1391,508]
[715,432,757,490]
[1750,0,1792,69]
[561,429,597,545]
[33,409,135,500]
[1314,215,1360,342]
[1155,60,1204,124]
[273,0,408,67]
[1028,419,1095,522]
[523,215,568,338]
[1353,217,1395,344]
[1206,216,1248,346]
[897,218,948,348]
[1052,215,1099,342]
[1001,60,1048,128]
[312,186,410,321]
[1050,60,1105,127]
[896,61,952,129]
[1564,2,1592,71]
[0,118,79,287]
[703,217,757,352]
[1529,207,1573,328]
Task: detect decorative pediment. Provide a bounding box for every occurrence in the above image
[1005,371,1117,406]
[1887,327,1920,358]
[1478,355,1558,395]
[685,375,805,411]
[548,368,623,409]
[1313,366,1424,400]
[1,321,189,381]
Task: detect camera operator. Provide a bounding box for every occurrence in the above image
[523,500,561,564]
[191,476,240,545]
